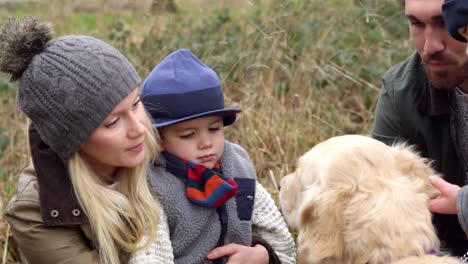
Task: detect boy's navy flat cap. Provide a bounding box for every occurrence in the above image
[443,0,468,42]
[141,49,241,128]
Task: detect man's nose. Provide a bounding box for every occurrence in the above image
[424,27,445,56]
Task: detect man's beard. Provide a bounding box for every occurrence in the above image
[423,52,468,90]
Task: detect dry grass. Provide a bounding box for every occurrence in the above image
[0,0,410,262]
[0,88,28,264]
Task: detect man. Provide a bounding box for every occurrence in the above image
[372,0,468,256]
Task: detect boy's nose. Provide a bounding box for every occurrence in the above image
[198,133,212,149]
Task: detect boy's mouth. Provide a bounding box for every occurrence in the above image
[198,154,216,162]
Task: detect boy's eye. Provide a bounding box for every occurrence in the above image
[459,26,468,36]
[180,132,194,139]
[209,127,221,132]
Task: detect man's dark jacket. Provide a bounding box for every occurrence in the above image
[372,51,468,256]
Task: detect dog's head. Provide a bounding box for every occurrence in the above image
[279,135,442,264]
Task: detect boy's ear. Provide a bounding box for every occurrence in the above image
[156,128,165,151]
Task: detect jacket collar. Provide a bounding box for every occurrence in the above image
[417,80,451,116]
[29,123,88,226]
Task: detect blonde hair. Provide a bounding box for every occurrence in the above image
[68,114,160,264]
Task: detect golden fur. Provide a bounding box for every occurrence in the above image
[279,135,461,264]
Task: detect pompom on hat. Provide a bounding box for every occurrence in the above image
[443,0,468,42]
[0,17,141,162]
[141,49,241,128]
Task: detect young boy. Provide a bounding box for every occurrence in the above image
[430,0,468,260]
[135,49,296,264]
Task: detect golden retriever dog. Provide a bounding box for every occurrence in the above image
[279,135,461,264]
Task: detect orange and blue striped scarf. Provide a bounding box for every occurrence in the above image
[162,152,238,208]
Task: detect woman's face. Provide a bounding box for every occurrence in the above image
[80,87,147,181]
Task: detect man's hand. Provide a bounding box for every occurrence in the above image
[428,176,461,214]
[207,243,269,264]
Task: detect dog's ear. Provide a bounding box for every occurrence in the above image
[279,171,302,229]
[280,148,326,230]
[295,147,365,263]
[391,144,439,197]
[297,188,347,263]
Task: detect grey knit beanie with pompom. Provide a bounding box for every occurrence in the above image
[0,17,141,162]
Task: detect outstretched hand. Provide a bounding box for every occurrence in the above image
[207,243,269,264]
[428,176,461,214]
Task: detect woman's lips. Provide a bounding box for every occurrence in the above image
[128,142,144,153]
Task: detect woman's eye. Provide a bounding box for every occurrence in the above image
[132,99,141,110]
[105,118,119,128]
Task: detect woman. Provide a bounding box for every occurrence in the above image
[1,17,168,264]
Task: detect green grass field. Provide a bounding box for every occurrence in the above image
[0,0,411,262]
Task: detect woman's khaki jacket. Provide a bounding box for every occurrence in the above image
[5,124,128,264]
[5,163,102,264]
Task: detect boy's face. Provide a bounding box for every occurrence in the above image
[160,115,225,169]
[458,26,468,55]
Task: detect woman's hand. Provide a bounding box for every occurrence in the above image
[207,243,269,264]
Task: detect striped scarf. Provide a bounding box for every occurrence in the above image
[162,152,238,208]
